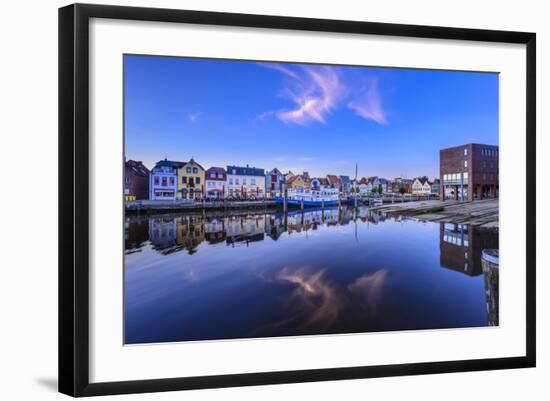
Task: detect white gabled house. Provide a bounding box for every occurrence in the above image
[412,177,432,195]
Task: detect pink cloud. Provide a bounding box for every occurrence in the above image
[347,79,387,124]
[276,65,344,126]
[258,63,387,126]
[257,62,300,79]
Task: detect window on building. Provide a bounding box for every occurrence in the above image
[162,177,167,186]
[251,178,256,186]
[490,163,494,169]
[169,177,174,185]
[196,177,200,184]
[182,176,187,184]
[193,167,198,173]
[229,178,233,185]
[236,179,239,185]
[464,148,468,156]
[243,178,247,185]
[186,167,191,173]
[232,169,236,174]
[483,161,487,168]
[154,177,159,185]
[464,160,468,168]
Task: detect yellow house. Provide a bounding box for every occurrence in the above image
[286,174,310,190]
[178,157,206,199]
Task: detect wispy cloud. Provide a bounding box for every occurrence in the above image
[257,62,300,79]
[297,156,315,162]
[347,78,387,124]
[259,63,387,126]
[187,112,201,123]
[277,65,344,126]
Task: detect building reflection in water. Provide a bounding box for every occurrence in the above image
[140,207,411,256]
[124,215,149,253]
[125,207,500,343]
[439,223,498,276]
[439,222,499,326]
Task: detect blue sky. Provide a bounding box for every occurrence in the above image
[124,55,498,179]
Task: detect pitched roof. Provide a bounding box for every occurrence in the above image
[317,177,330,186]
[339,175,351,183]
[185,157,205,171]
[125,160,150,177]
[153,159,184,169]
[206,166,226,180]
[326,175,340,185]
[414,177,430,185]
[226,165,265,176]
[206,166,226,174]
[267,168,283,176]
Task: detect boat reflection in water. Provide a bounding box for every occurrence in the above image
[124,206,499,344]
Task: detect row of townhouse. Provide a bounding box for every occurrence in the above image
[354,176,440,196]
[125,158,440,201]
[148,158,268,201]
[284,172,353,193]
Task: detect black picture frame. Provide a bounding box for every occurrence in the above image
[59,3,536,397]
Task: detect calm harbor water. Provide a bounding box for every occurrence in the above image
[124,206,498,345]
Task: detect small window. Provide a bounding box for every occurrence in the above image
[154,177,159,185]
[236,179,240,185]
[196,177,200,184]
[464,148,468,156]
[243,179,247,185]
[229,178,233,185]
[193,167,198,174]
[464,160,468,168]
[186,167,191,173]
[251,179,256,186]
[182,177,187,184]
[232,169,236,174]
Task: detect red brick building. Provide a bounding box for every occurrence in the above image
[124,160,150,200]
[440,143,498,202]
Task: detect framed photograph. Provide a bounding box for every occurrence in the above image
[59,3,536,397]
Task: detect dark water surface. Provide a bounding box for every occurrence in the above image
[124,206,498,344]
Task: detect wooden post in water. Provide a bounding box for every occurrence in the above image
[301,197,304,211]
[283,185,288,213]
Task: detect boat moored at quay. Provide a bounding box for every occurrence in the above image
[275,188,340,207]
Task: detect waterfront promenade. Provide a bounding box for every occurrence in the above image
[126,199,277,213]
[370,199,499,228]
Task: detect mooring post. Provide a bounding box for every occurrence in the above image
[283,185,288,213]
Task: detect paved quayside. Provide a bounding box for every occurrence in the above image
[370,199,499,228]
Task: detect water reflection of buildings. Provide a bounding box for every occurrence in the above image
[439,223,499,276]
[204,217,227,244]
[225,214,265,246]
[140,207,419,256]
[124,216,149,252]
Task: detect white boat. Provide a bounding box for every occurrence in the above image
[276,188,339,207]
